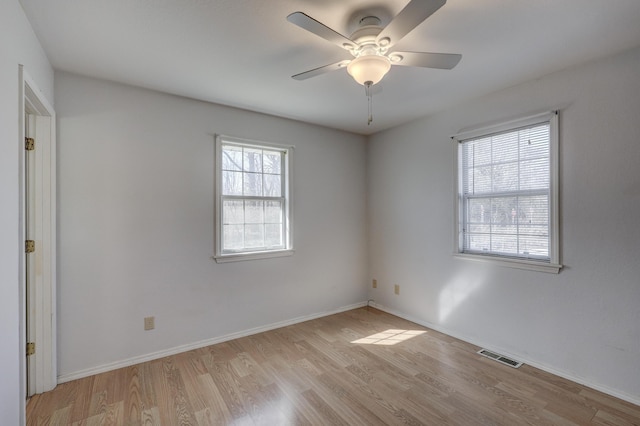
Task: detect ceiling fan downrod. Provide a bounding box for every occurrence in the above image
[365,81,374,125]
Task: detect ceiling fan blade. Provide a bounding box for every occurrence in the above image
[287,12,356,50]
[377,0,446,48]
[391,51,461,69]
[292,60,351,81]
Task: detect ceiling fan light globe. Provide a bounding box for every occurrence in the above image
[347,55,391,85]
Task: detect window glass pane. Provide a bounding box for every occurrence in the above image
[518,235,549,257]
[223,200,244,224]
[223,224,244,250]
[518,224,548,240]
[243,148,263,173]
[520,125,549,159]
[245,200,264,224]
[491,233,518,255]
[467,198,491,225]
[244,224,264,248]
[243,172,263,196]
[263,174,281,197]
[265,200,283,223]
[471,166,492,194]
[265,224,283,247]
[222,146,243,171]
[263,151,281,174]
[472,137,492,166]
[222,171,243,195]
[520,158,549,190]
[492,162,518,192]
[518,195,549,225]
[490,197,517,226]
[492,133,518,163]
[468,223,490,234]
[468,234,490,252]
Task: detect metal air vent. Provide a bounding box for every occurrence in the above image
[478,349,523,368]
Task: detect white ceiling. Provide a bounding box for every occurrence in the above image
[19,0,640,135]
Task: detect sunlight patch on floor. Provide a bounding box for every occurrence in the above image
[351,329,426,345]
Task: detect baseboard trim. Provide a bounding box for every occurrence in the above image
[369,302,640,407]
[58,301,367,384]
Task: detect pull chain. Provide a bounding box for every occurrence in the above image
[365,81,373,125]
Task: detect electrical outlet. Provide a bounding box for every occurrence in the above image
[394,284,400,295]
[144,316,155,331]
[372,279,377,289]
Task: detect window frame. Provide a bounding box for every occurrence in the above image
[213,135,294,263]
[452,111,561,273]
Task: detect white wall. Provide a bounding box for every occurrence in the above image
[368,46,640,403]
[54,72,368,378]
[0,1,54,423]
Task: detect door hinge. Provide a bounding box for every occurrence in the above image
[25,240,35,253]
[25,137,35,151]
[26,342,35,356]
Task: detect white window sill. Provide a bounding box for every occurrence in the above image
[454,253,562,274]
[212,249,294,263]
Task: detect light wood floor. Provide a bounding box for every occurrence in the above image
[27,307,640,425]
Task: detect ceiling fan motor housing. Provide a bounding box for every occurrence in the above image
[349,17,388,55]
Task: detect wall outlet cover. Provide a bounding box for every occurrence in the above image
[144,316,155,330]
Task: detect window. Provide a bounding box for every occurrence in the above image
[214,135,293,262]
[454,112,561,273]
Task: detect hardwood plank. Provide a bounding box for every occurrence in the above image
[202,362,248,420]
[592,408,640,426]
[120,365,144,425]
[261,359,343,424]
[320,365,426,425]
[48,405,71,425]
[301,388,349,425]
[154,357,198,425]
[141,406,161,425]
[196,373,234,424]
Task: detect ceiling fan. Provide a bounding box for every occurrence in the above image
[286,0,462,88]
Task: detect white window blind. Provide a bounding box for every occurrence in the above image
[457,115,558,266]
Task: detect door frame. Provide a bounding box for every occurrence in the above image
[18,66,57,401]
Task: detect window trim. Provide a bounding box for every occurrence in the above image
[213,135,294,263]
[452,111,562,274]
